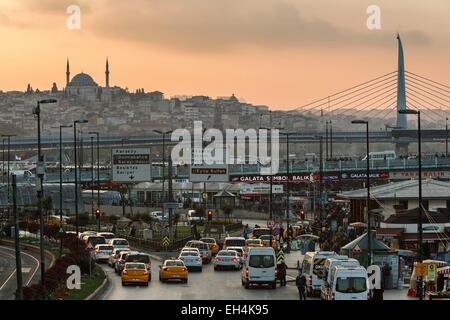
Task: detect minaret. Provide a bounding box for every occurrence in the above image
[66,58,70,87]
[105,58,110,88]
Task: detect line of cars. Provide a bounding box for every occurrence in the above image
[159,234,279,290]
[300,251,370,300]
[74,230,153,287]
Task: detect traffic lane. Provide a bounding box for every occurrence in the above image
[101,258,300,300]
[0,249,16,299]
[0,245,41,300]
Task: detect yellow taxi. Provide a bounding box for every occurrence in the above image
[199,237,220,255]
[245,238,264,248]
[121,262,150,286]
[259,235,277,249]
[159,259,188,283]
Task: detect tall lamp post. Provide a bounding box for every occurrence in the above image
[280,132,294,253]
[89,132,100,231]
[2,138,5,184]
[351,120,371,266]
[52,125,72,257]
[153,130,173,237]
[73,119,88,261]
[2,134,16,221]
[446,117,448,157]
[32,98,57,296]
[399,109,423,299]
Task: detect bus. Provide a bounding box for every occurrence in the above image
[362,151,396,161]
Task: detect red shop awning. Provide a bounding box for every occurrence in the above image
[376,228,404,237]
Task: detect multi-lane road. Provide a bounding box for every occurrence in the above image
[0,245,42,300]
[99,256,300,300]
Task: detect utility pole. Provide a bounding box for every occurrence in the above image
[2,134,16,222]
[325,121,329,160]
[12,174,23,300]
[330,121,333,159]
[91,136,94,220]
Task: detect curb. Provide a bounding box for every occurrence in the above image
[86,265,110,300]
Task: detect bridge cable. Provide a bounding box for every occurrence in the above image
[291,71,397,113]
[296,75,397,116]
[405,71,450,91]
[405,76,450,100]
[406,81,450,105]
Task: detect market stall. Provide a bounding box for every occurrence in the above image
[408,260,448,298]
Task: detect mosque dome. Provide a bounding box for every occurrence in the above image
[68,72,98,87]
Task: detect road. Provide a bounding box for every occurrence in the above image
[99,240,413,300]
[100,258,300,300]
[0,245,42,300]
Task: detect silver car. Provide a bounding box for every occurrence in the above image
[185,241,212,264]
[178,251,203,272]
[214,250,242,271]
[93,244,114,263]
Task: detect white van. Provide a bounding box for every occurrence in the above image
[241,247,277,289]
[321,257,360,300]
[329,266,369,300]
[302,251,337,296]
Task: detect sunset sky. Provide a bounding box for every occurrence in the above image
[0,0,449,109]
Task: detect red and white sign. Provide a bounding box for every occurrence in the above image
[390,170,450,180]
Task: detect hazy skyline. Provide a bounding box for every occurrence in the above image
[0,0,449,109]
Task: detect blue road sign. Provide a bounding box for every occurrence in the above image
[164,202,182,209]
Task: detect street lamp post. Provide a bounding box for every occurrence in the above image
[399,109,423,300]
[2,134,16,221]
[325,121,329,160]
[446,117,448,157]
[351,120,371,266]
[73,119,88,261]
[90,136,94,220]
[280,132,294,253]
[55,125,72,257]
[153,130,173,237]
[2,138,5,184]
[89,132,100,231]
[32,98,57,297]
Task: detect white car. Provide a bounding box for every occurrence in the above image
[97,232,115,242]
[108,238,130,250]
[108,248,131,267]
[93,244,114,263]
[214,250,242,271]
[178,251,202,272]
[150,211,169,221]
[226,246,246,264]
[181,247,200,255]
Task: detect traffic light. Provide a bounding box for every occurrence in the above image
[300,209,305,220]
[207,209,213,222]
[95,208,101,217]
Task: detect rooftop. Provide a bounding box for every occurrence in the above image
[338,179,450,200]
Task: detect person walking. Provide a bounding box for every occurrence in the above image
[296,272,307,300]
